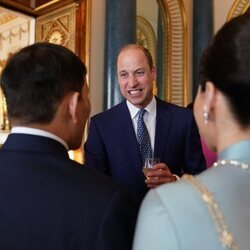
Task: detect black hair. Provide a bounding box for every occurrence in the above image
[0,42,87,125]
[199,13,250,127]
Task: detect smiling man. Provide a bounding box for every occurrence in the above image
[84,44,206,204]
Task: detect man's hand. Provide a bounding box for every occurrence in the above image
[144,162,177,188]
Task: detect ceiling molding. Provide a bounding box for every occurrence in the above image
[0,0,77,16]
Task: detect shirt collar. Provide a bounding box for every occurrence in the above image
[126,96,157,119]
[11,126,69,150]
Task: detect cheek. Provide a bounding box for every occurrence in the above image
[143,75,154,86]
[118,80,126,91]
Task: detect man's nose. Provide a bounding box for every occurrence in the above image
[128,75,138,87]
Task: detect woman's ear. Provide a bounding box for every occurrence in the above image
[204,81,216,111]
[68,92,80,124]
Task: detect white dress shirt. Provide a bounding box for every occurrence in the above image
[11,126,69,150]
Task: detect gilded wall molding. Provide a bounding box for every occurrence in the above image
[136,15,158,95]
[136,15,157,65]
[36,3,76,51]
[157,0,188,106]
[227,0,250,21]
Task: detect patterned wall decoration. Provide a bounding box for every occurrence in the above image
[36,3,76,51]
[136,15,158,95]
[136,15,156,65]
[227,0,250,20]
[157,0,188,106]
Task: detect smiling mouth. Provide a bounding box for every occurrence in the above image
[128,89,142,95]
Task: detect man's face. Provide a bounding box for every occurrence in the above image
[117,48,156,109]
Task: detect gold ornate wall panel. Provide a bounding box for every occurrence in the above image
[0,1,91,162]
[136,15,158,95]
[136,15,157,65]
[227,0,250,20]
[36,3,76,51]
[157,0,188,106]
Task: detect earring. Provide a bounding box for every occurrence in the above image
[203,105,209,125]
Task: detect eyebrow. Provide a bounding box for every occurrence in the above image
[118,70,128,74]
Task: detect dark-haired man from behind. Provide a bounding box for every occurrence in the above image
[0,42,137,250]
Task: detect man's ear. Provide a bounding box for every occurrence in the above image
[68,92,80,124]
[151,66,156,80]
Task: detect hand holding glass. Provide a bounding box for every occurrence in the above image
[142,157,160,179]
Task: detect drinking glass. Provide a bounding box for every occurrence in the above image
[142,157,160,179]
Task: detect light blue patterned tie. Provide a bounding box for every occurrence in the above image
[137,109,152,164]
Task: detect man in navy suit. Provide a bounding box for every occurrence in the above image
[0,43,137,250]
[84,44,206,204]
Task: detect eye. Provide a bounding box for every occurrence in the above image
[119,72,128,79]
[135,70,144,76]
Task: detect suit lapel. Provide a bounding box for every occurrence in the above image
[154,98,172,159]
[113,102,143,172]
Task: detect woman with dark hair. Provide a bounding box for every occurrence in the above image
[133,13,250,250]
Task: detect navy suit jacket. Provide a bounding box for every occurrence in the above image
[84,98,206,203]
[0,134,138,250]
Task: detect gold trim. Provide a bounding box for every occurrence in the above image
[157,0,188,106]
[35,0,61,12]
[82,0,91,164]
[36,3,76,51]
[0,0,76,16]
[136,15,157,65]
[136,15,158,95]
[227,0,250,21]
[0,9,17,25]
[183,174,238,250]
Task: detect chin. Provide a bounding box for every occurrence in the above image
[129,98,145,107]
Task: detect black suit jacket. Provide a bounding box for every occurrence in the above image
[0,134,137,250]
[84,98,206,203]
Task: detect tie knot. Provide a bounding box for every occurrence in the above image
[138,109,146,120]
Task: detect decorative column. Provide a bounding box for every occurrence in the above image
[104,0,136,109]
[193,0,213,99]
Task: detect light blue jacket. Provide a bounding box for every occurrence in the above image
[133,140,250,250]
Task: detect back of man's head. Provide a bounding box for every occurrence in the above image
[0,42,87,126]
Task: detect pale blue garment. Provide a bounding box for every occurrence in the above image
[133,140,250,250]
